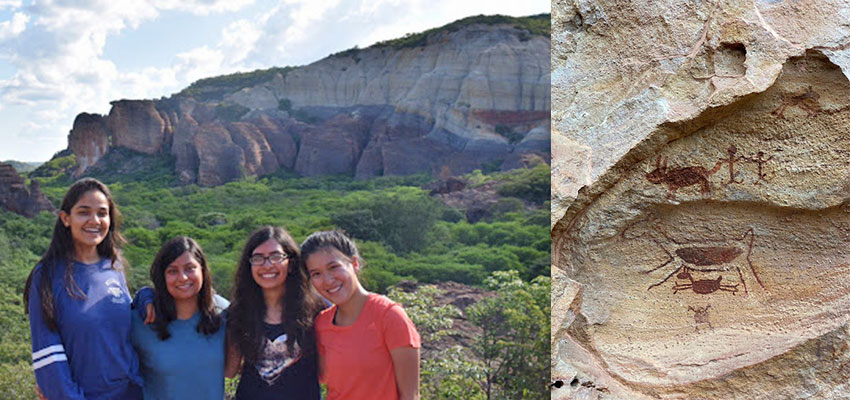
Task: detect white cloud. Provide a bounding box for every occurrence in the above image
[0,0,549,160]
[220,18,262,65]
[0,0,21,9]
[0,12,28,40]
[149,0,255,15]
[174,45,227,83]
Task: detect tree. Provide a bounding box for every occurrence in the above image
[388,285,487,399]
[331,189,441,253]
[467,271,550,399]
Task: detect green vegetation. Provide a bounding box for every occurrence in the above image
[495,162,551,204]
[390,272,550,399]
[177,66,295,101]
[215,102,250,122]
[3,161,42,174]
[469,271,550,399]
[330,189,442,253]
[0,215,44,399]
[370,14,550,51]
[277,98,292,112]
[29,154,76,180]
[0,160,549,399]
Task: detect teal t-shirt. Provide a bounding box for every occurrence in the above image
[130,310,225,400]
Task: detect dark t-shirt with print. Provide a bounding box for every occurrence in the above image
[235,322,320,400]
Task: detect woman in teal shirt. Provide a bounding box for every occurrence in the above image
[131,236,226,400]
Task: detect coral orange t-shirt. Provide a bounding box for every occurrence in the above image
[315,293,421,400]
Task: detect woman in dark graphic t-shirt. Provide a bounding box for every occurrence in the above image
[225,226,323,399]
[233,321,319,399]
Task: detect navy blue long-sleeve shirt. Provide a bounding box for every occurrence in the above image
[28,258,143,399]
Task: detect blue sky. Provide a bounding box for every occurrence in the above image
[0,0,549,162]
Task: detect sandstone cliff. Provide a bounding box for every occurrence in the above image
[67,14,550,186]
[0,163,54,217]
[552,2,850,399]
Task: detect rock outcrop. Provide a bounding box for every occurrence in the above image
[63,15,550,186]
[552,2,850,399]
[68,113,109,176]
[106,100,169,155]
[0,163,54,217]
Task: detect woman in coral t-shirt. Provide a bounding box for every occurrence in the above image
[301,230,421,400]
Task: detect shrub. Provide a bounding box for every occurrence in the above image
[278,98,292,112]
[216,102,250,121]
[331,190,441,253]
[496,163,550,204]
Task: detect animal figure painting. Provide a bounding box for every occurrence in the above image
[623,215,764,295]
[645,156,723,199]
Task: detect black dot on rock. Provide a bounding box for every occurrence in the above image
[570,378,580,387]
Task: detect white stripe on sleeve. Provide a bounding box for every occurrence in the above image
[32,353,68,370]
[32,344,65,361]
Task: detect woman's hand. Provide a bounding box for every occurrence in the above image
[35,384,47,400]
[390,346,420,400]
[225,333,243,379]
[144,302,155,325]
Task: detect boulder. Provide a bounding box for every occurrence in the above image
[68,113,109,176]
[170,111,200,184]
[0,163,54,217]
[250,114,299,170]
[294,114,369,176]
[193,123,244,186]
[227,122,278,177]
[106,100,167,155]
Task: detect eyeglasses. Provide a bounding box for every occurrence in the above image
[249,253,289,266]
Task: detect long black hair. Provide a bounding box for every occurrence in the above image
[227,226,323,364]
[23,178,127,331]
[149,236,221,340]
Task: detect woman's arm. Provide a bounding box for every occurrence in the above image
[28,270,87,400]
[225,332,242,379]
[131,286,156,324]
[390,346,420,400]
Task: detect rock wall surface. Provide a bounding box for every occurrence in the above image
[65,17,550,186]
[0,163,54,217]
[552,1,850,399]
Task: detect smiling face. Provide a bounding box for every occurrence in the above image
[305,248,361,306]
[250,238,289,292]
[164,251,204,303]
[60,189,110,259]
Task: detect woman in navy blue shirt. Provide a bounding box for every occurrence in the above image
[24,178,143,399]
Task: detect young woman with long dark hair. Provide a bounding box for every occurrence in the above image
[24,178,143,399]
[301,230,421,400]
[225,226,324,399]
[130,236,225,399]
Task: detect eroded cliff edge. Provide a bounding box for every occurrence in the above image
[67,15,550,186]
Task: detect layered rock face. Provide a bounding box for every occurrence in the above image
[66,18,550,186]
[552,2,850,399]
[0,163,54,217]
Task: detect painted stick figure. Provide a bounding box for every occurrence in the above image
[688,304,713,332]
[720,145,744,184]
[742,151,773,184]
